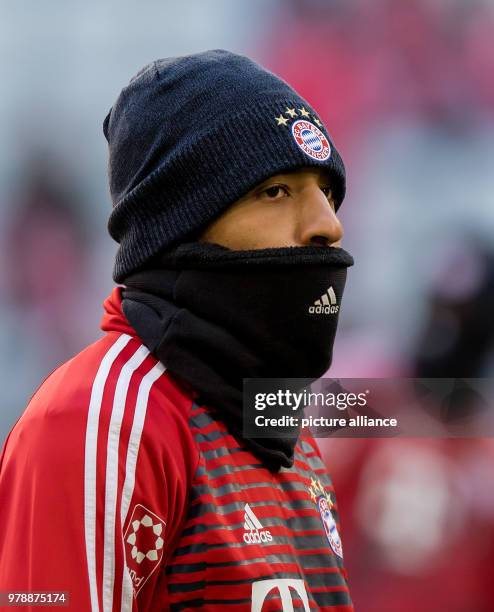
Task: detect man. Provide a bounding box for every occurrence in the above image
[0,50,354,610]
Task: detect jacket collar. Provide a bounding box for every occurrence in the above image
[100,287,135,336]
[100,287,200,401]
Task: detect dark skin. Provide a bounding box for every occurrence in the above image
[199,167,343,249]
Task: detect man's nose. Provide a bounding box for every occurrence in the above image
[298,187,344,247]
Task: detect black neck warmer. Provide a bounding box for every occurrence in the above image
[121,242,353,471]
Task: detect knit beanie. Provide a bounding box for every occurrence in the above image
[103,49,346,283]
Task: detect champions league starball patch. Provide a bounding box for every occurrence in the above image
[124,504,167,595]
[308,477,343,559]
[291,119,331,161]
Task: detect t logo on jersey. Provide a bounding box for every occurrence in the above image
[124,504,166,595]
[252,578,310,611]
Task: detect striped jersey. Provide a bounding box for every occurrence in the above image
[0,288,353,611]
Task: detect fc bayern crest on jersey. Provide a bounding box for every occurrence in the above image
[307,476,343,559]
[318,496,343,558]
[291,119,331,161]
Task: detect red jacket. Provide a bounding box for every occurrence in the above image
[0,288,353,611]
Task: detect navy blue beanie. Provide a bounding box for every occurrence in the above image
[103,49,346,283]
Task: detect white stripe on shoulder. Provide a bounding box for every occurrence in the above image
[84,333,133,612]
[120,361,167,612]
[102,344,150,612]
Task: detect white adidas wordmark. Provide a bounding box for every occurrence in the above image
[308,286,339,315]
[243,503,272,545]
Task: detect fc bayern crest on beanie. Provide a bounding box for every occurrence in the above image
[103,49,346,282]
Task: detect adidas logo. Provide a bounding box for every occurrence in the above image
[243,503,272,545]
[308,286,339,315]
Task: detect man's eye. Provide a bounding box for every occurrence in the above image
[264,185,287,198]
[321,186,332,199]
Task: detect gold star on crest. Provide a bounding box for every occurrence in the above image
[285,107,297,118]
[309,487,318,503]
[298,106,310,118]
[313,117,323,127]
[275,114,289,126]
[325,491,334,509]
[307,477,334,508]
